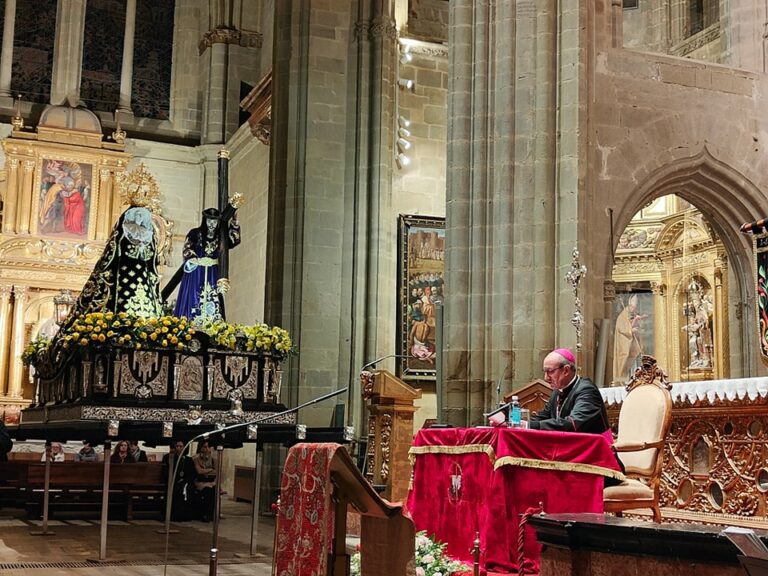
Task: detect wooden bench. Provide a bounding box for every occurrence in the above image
[0,461,166,520]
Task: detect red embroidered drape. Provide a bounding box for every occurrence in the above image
[274,443,338,576]
[407,427,623,574]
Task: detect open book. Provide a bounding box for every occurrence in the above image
[721,526,768,560]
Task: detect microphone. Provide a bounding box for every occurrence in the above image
[189,387,348,445]
[162,386,348,575]
[484,401,513,418]
[495,373,503,407]
[360,354,411,372]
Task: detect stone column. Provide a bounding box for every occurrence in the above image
[444,0,562,425]
[97,169,113,240]
[118,0,137,113]
[2,158,19,235]
[714,258,729,379]
[265,0,397,427]
[17,160,34,235]
[651,281,668,375]
[7,285,28,399]
[0,0,17,97]
[50,0,86,105]
[0,285,14,396]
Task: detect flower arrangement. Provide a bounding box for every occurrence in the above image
[350,531,468,576]
[22,312,294,373]
[21,336,52,367]
[60,311,196,351]
[201,319,294,358]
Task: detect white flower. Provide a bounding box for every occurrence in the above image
[423,554,435,564]
[416,568,425,576]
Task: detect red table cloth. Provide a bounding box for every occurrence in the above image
[407,427,623,574]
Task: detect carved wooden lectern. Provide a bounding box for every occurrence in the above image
[362,369,421,503]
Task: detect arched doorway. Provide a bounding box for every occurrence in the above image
[611,195,735,383]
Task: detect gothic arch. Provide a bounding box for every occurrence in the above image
[608,147,763,376]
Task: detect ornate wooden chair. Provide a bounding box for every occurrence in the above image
[604,355,673,523]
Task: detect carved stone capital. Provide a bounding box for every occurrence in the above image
[650,281,666,296]
[12,285,28,300]
[603,279,616,302]
[198,27,263,55]
[354,18,397,42]
[251,122,271,146]
[0,284,13,301]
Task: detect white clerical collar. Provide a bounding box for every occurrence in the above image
[559,374,579,396]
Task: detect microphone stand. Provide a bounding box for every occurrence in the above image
[161,387,348,576]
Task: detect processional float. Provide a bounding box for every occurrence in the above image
[14,153,350,564]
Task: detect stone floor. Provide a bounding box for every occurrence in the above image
[0,500,275,575]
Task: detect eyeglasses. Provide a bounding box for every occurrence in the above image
[543,366,564,375]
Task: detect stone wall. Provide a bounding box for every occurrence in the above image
[225,125,270,326]
[394,39,447,428]
[622,1,765,73]
[590,44,768,381]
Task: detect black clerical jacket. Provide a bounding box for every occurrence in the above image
[529,376,609,434]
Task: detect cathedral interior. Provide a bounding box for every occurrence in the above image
[1,0,768,574]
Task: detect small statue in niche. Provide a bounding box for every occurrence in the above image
[681,281,714,369]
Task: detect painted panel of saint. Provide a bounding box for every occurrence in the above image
[38,158,93,237]
[612,290,655,384]
[397,215,445,381]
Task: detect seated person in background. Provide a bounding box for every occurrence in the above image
[110,440,134,464]
[129,440,148,462]
[162,440,194,521]
[529,348,610,434]
[41,442,65,462]
[75,440,98,462]
[0,421,12,462]
[192,440,217,522]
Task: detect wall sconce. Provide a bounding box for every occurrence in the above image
[53,289,75,326]
[400,45,413,65]
[398,78,415,91]
[112,109,126,143]
[396,153,410,168]
[11,94,24,130]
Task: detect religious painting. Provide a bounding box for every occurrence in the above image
[397,214,445,382]
[612,288,655,384]
[754,234,768,363]
[36,158,94,238]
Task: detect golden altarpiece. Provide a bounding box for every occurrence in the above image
[0,105,133,420]
[612,196,729,384]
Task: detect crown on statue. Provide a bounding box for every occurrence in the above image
[117,163,162,214]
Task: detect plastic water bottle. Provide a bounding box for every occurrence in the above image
[510,395,522,428]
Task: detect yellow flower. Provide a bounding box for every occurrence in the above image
[107,330,114,337]
[124,334,132,341]
[149,333,158,341]
[140,333,147,340]
[149,318,158,326]
[162,339,168,347]
[80,338,88,346]
[119,312,127,319]
[90,334,99,341]
[98,334,106,342]
[170,336,178,344]
[161,327,168,333]
[136,343,142,349]
[185,334,192,341]
[93,326,101,333]
[71,332,80,339]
